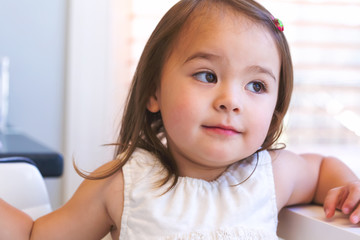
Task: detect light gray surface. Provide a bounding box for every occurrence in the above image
[278,205,360,240]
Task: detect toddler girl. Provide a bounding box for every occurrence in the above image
[1,0,360,239]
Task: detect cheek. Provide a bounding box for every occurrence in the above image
[160,92,198,130]
[164,104,188,127]
[250,101,277,141]
[253,114,272,135]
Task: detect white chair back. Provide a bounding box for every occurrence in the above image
[0,157,52,220]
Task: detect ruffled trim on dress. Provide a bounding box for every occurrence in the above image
[163,225,278,240]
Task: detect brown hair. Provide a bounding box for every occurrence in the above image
[77,0,293,189]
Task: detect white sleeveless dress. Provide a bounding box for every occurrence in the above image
[119,148,279,240]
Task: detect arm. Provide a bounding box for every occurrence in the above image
[0,160,124,240]
[273,150,360,223]
[0,199,33,239]
[315,156,360,223]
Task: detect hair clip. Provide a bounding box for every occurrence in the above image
[271,16,284,32]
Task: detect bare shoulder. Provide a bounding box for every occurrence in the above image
[99,160,125,238]
[32,160,124,240]
[270,149,323,211]
[79,160,125,238]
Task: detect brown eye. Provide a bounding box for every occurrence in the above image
[193,72,217,83]
[246,81,266,93]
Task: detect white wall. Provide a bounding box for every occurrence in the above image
[63,0,131,201]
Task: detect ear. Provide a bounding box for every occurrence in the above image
[147,94,160,113]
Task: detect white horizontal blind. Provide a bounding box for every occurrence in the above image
[259,0,360,145]
[127,0,360,145]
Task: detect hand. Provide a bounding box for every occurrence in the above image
[323,181,360,224]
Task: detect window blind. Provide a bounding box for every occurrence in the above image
[258,0,360,145]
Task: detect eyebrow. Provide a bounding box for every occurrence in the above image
[246,65,277,82]
[184,52,220,64]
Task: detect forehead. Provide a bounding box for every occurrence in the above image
[186,3,251,32]
[181,3,262,33]
[172,3,277,54]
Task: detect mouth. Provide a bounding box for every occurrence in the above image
[202,124,241,136]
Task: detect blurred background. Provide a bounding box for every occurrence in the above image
[0,0,359,212]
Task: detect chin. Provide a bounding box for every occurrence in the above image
[201,152,244,166]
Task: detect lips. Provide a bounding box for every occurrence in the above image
[202,124,241,136]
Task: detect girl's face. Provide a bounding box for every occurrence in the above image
[147,8,280,180]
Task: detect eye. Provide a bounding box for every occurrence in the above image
[193,72,217,83]
[246,81,266,93]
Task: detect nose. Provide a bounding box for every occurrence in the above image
[218,103,240,113]
[214,86,242,114]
